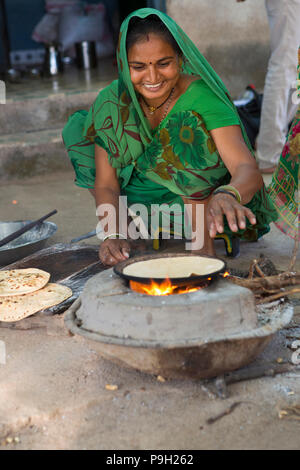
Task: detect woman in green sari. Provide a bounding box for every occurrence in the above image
[63,8,278,266]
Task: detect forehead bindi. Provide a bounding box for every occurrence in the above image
[127,33,176,64]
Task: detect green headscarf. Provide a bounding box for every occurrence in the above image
[83,8,252,186]
[115,8,245,144]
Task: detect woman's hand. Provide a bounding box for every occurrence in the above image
[99,239,131,266]
[207,192,257,239]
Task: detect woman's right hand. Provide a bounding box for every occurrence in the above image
[99,238,131,266]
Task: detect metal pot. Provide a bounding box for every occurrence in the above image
[43,43,63,76]
[75,41,97,70]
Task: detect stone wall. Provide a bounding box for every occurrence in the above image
[166,0,270,97]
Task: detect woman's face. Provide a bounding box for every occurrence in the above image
[127,33,181,103]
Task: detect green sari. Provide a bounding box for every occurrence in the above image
[62,7,278,242]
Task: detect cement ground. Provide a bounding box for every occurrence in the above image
[0,170,299,450]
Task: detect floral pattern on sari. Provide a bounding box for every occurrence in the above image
[133,111,228,200]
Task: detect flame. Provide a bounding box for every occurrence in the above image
[222,271,230,278]
[130,277,207,296]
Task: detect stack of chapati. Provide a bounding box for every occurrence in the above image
[0,268,72,322]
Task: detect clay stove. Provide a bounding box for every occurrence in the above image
[64,257,293,380]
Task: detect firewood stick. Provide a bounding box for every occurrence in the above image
[247,259,266,279]
[224,363,293,384]
[256,287,300,304]
[260,286,283,295]
[254,261,266,278]
[227,272,300,292]
[248,259,256,279]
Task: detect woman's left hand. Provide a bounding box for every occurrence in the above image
[207,192,257,238]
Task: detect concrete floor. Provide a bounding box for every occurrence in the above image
[0,170,299,450]
[5,58,117,102]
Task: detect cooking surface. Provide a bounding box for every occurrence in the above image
[0,243,107,315]
[0,240,156,316]
[115,252,226,285]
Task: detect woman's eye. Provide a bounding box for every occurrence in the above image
[159,62,171,67]
[131,65,145,70]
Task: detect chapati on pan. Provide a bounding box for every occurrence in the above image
[123,256,225,279]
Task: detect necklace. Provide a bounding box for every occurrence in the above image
[141,87,175,115]
[158,87,175,124]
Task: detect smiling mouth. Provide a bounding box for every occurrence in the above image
[143,82,164,91]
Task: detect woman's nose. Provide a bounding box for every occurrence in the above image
[147,65,160,83]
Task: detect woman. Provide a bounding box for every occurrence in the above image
[268,46,300,242]
[63,8,278,266]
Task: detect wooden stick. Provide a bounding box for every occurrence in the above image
[225,363,293,384]
[248,259,257,279]
[206,401,244,425]
[227,272,300,292]
[254,261,266,278]
[256,287,300,304]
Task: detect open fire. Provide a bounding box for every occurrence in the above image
[129,271,230,296]
[130,277,211,296]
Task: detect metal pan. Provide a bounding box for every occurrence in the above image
[114,252,226,287]
[0,210,57,248]
[0,220,57,266]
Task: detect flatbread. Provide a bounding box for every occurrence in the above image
[0,268,50,297]
[0,283,72,322]
[123,256,225,279]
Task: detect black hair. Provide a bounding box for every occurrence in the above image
[126,14,182,57]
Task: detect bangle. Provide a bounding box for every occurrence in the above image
[102,233,127,242]
[213,189,238,201]
[213,185,242,204]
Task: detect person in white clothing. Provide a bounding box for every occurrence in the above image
[237,0,300,173]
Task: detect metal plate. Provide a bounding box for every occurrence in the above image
[114,252,226,286]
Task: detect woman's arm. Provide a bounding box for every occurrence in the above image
[210,124,263,203]
[207,125,261,237]
[94,143,121,220]
[94,144,130,265]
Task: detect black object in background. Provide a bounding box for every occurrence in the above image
[118,0,147,23]
[75,41,97,70]
[0,0,11,72]
[235,85,263,150]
